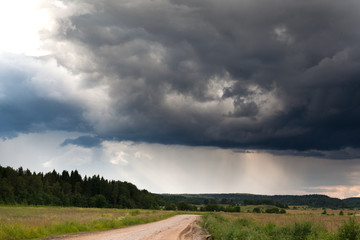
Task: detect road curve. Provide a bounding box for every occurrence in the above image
[52,214,206,240]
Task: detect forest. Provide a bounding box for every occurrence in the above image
[158,193,360,209]
[0,165,158,209]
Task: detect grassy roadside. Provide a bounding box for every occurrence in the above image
[200,212,360,240]
[0,206,178,240]
[5,205,359,240]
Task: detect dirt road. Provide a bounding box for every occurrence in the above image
[52,215,206,240]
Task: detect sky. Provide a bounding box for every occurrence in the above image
[1,0,360,199]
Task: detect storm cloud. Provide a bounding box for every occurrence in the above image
[3,0,360,152]
[0,55,89,138]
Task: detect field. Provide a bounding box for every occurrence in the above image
[236,205,359,232]
[1,206,360,240]
[0,206,177,240]
[202,207,360,240]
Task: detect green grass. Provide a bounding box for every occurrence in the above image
[201,213,360,240]
[0,206,177,240]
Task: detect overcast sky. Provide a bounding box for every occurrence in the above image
[1,0,360,199]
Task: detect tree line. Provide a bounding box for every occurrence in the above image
[0,165,158,209]
[159,193,360,209]
[163,201,241,212]
[243,199,289,208]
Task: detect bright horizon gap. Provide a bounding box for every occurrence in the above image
[1,133,360,199]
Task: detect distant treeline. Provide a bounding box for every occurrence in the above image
[0,165,158,209]
[158,193,360,209]
[164,201,241,212]
[243,199,288,209]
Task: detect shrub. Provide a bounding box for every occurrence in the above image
[338,217,360,240]
[205,204,221,212]
[253,207,261,213]
[265,207,280,214]
[176,201,197,211]
[164,203,176,211]
[224,205,240,212]
[292,222,312,240]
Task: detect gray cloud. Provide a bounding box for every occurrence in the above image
[2,0,360,153]
[61,135,102,148]
[0,59,89,138]
[264,148,360,160]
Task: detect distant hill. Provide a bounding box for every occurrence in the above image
[157,193,360,209]
[343,198,360,208]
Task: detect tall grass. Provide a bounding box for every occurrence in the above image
[201,213,360,240]
[0,206,177,240]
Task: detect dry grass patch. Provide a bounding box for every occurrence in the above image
[214,211,360,232]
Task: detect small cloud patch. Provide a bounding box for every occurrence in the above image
[61,135,102,148]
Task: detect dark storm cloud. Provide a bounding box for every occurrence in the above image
[0,60,89,138]
[266,149,360,160]
[61,135,102,148]
[3,0,360,153]
[51,0,360,152]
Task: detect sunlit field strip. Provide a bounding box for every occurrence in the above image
[201,211,360,240]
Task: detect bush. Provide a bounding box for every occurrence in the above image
[266,207,283,214]
[338,217,360,240]
[205,204,221,212]
[224,206,240,212]
[292,222,312,240]
[253,207,261,213]
[164,203,176,210]
[176,201,197,211]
